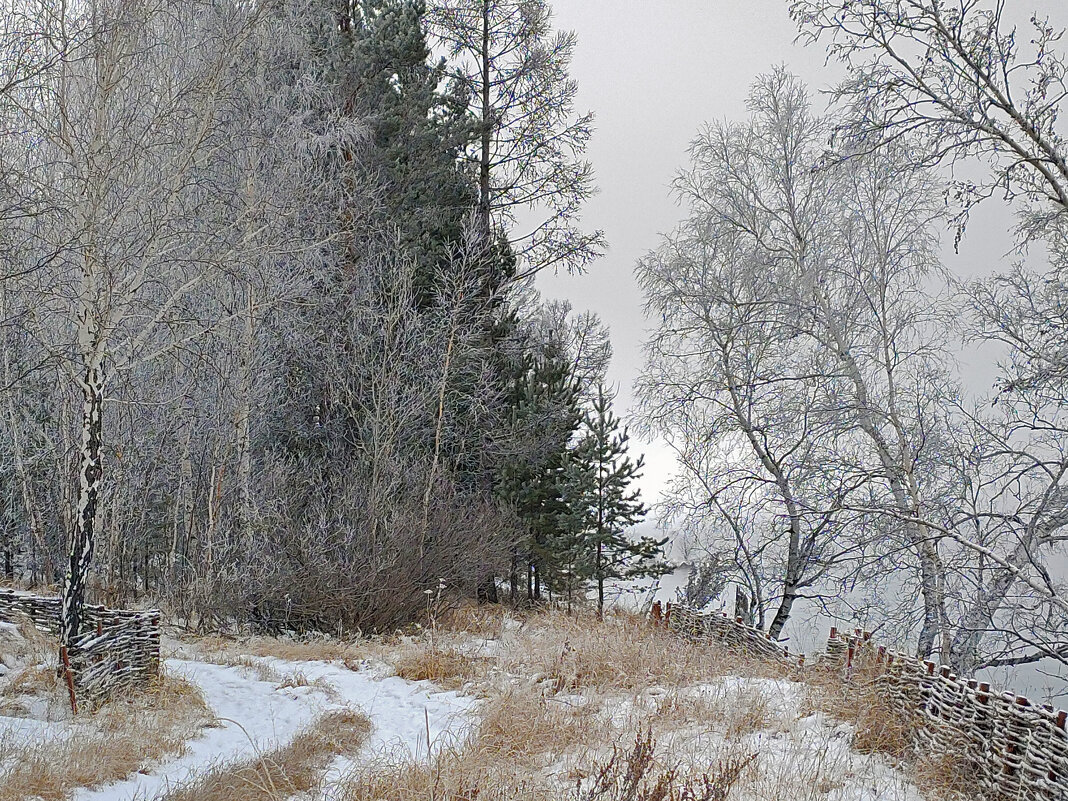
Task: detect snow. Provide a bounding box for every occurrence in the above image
[584,675,924,801]
[1,625,929,801]
[68,656,476,801]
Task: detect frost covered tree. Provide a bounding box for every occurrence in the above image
[639,70,957,656]
[792,0,1068,673]
[791,0,1068,239]
[427,0,604,277]
[0,0,361,642]
[334,0,476,300]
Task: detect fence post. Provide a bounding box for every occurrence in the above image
[60,645,78,715]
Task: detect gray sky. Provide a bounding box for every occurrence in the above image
[533,0,841,503]
[535,2,1068,700]
[534,0,1066,506]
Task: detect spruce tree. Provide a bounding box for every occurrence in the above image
[547,446,595,613]
[496,346,582,603]
[337,0,476,301]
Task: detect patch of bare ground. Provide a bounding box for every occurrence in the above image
[157,709,370,801]
[0,672,212,801]
[188,632,366,667]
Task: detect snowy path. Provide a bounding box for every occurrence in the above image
[72,657,476,801]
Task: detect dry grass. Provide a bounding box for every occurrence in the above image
[432,601,509,637]
[342,610,795,801]
[191,633,365,666]
[158,708,371,801]
[801,658,917,760]
[477,687,599,764]
[352,609,938,801]
[343,698,758,801]
[800,655,986,801]
[0,618,58,718]
[0,673,212,801]
[342,670,605,801]
[648,684,780,741]
[499,611,787,694]
[207,653,284,683]
[912,752,980,801]
[391,642,482,689]
[574,728,756,801]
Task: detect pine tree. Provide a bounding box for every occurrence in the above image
[496,346,582,603]
[581,385,666,617]
[427,0,604,277]
[546,445,595,613]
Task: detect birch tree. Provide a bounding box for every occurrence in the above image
[792,0,1068,670]
[640,70,957,656]
[791,0,1068,241]
[0,0,361,644]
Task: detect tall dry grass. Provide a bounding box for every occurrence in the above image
[189,633,366,666]
[359,608,950,801]
[158,709,371,801]
[496,610,786,693]
[0,674,212,801]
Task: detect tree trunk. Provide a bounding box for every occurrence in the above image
[236,288,255,550]
[509,547,519,604]
[596,540,604,618]
[767,588,797,639]
[422,323,457,557]
[825,316,947,659]
[60,358,105,648]
[478,0,492,239]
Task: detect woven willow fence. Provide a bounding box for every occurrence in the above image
[0,588,160,708]
[657,603,1068,801]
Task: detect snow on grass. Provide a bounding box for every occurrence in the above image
[69,656,476,801]
[630,677,927,801]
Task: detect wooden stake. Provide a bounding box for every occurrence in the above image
[60,646,77,715]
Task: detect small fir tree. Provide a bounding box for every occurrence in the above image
[547,446,596,613]
[581,385,667,617]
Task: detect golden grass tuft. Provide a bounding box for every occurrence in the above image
[912,751,980,801]
[0,673,212,801]
[345,747,552,801]
[477,687,598,763]
[502,610,785,693]
[391,642,481,689]
[432,601,508,637]
[158,708,370,801]
[801,658,917,761]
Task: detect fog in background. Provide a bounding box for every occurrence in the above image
[536,0,1065,503]
[534,1,1068,701]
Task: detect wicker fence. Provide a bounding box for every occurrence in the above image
[657,603,1068,801]
[0,587,160,708]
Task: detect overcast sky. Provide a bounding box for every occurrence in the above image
[535,3,1068,699]
[533,0,1066,507]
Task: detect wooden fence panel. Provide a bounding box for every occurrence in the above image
[658,604,1068,801]
[0,588,160,708]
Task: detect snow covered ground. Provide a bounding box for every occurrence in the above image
[0,623,476,801]
[73,657,474,801]
[0,616,948,801]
